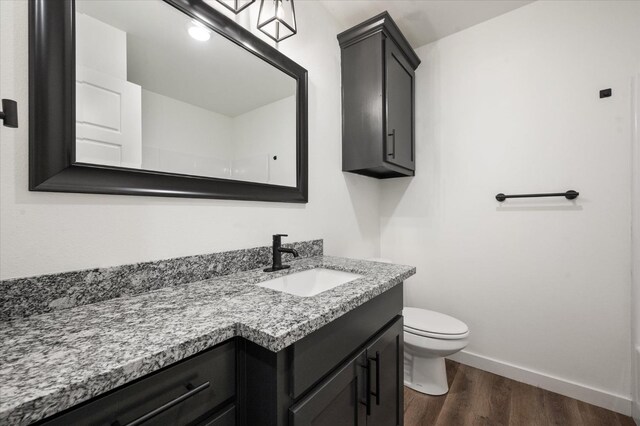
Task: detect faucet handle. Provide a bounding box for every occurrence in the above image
[273,234,288,244]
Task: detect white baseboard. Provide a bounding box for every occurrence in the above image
[448,350,632,416]
[634,346,640,424]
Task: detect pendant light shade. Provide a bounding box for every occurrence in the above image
[258,0,297,42]
[215,0,255,14]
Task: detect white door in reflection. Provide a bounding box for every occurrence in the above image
[76,66,142,168]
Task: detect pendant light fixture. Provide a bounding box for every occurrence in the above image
[215,0,255,14]
[258,0,297,42]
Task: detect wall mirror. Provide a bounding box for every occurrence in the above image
[29,0,308,202]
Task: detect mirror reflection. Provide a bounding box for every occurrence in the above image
[75,0,297,187]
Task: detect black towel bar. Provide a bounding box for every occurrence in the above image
[495,190,579,202]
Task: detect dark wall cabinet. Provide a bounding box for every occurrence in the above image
[38,285,404,426]
[339,12,421,179]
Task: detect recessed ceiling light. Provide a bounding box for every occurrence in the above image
[188,24,211,41]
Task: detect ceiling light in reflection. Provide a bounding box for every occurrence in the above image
[188,24,211,41]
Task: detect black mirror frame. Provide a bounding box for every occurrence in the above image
[29,0,308,203]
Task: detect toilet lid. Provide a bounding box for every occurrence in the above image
[403,307,469,336]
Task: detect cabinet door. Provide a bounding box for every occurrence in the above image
[385,39,415,172]
[289,350,367,426]
[366,317,404,426]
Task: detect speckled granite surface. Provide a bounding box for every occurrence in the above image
[0,256,415,426]
[0,240,323,320]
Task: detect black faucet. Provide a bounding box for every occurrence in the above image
[264,234,299,272]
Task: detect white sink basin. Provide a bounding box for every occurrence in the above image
[257,268,363,297]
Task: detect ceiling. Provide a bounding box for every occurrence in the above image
[75,0,534,115]
[320,0,534,48]
[76,1,296,117]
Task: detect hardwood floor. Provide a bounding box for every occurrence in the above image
[403,360,635,426]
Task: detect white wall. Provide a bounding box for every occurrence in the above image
[380,0,640,415]
[632,73,640,422]
[141,89,233,179]
[231,95,297,187]
[0,0,381,280]
[140,90,296,184]
[76,13,126,81]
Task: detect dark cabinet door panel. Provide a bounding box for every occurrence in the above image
[341,34,385,173]
[289,350,367,426]
[366,317,404,426]
[385,40,415,172]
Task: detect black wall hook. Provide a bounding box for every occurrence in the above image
[0,99,18,128]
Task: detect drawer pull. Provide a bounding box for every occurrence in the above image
[116,381,210,426]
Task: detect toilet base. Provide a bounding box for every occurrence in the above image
[404,353,449,396]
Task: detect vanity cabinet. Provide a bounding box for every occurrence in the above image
[241,284,403,426]
[338,12,421,179]
[36,285,404,426]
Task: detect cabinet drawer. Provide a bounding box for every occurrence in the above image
[199,404,235,426]
[40,340,236,426]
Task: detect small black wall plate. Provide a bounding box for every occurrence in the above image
[599,88,612,98]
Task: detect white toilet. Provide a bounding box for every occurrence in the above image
[403,307,469,395]
[365,259,469,395]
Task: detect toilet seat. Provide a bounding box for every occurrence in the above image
[404,326,469,340]
[403,307,469,340]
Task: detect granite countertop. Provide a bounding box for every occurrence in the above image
[0,256,415,425]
